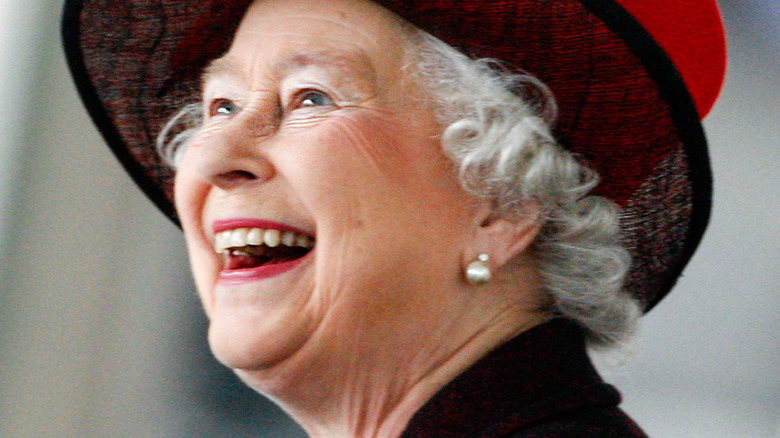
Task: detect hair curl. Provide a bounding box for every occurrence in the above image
[156,102,201,169]
[406,32,640,347]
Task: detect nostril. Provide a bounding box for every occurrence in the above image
[194,143,275,188]
[218,170,259,185]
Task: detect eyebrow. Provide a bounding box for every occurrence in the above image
[202,57,244,83]
[202,49,378,88]
[276,50,377,83]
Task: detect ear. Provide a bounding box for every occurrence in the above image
[469,201,542,269]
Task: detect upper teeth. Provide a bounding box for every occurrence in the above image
[215,228,314,254]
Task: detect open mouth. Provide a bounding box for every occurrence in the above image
[215,228,315,272]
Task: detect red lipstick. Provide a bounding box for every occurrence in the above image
[212,218,309,235]
[217,253,312,285]
[213,218,314,285]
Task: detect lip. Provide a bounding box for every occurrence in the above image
[217,250,313,285]
[212,218,311,235]
[212,217,315,285]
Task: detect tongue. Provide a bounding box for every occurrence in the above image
[227,253,273,270]
[226,246,309,270]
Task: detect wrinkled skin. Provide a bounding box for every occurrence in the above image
[174,0,543,436]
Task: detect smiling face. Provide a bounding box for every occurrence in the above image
[174,0,485,377]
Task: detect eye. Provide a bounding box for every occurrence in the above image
[208,98,239,117]
[294,90,335,109]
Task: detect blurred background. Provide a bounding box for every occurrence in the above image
[1,1,777,437]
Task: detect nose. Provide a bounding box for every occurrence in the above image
[187,114,277,191]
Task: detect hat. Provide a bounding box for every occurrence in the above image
[61,0,726,311]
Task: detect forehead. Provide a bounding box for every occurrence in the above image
[238,0,409,33]
[203,49,378,86]
[215,0,413,77]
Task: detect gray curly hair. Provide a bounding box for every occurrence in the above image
[157,29,641,348]
[406,31,641,347]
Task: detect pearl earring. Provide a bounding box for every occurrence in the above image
[465,254,492,285]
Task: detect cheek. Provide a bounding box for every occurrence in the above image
[173,162,218,311]
[278,112,473,272]
[272,114,391,228]
[328,112,435,182]
[280,111,447,202]
[174,165,201,248]
[323,112,470,222]
[278,111,474,242]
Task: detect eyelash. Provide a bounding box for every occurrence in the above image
[206,88,335,120]
[290,89,335,109]
[208,98,239,118]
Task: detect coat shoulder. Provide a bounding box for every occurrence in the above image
[506,406,648,437]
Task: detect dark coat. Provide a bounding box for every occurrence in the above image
[400,319,648,437]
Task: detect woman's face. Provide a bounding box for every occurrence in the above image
[175,0,482,373]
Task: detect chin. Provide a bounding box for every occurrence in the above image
[194,241,319,370]
[207,311,311,371]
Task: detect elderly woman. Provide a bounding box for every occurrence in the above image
[63,0,726,436]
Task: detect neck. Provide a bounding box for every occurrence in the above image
[234,309,548,438]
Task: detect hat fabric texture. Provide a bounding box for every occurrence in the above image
[61,0,726,311]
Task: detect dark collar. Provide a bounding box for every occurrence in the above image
[400,319,623,437]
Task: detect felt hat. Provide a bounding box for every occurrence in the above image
[61,0,726,311]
